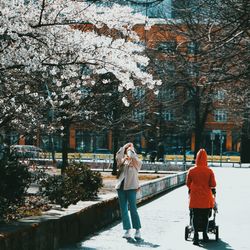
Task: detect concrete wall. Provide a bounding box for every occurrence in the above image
[83,161,188,172]
[137,172,186,203]
[0,172,187,250]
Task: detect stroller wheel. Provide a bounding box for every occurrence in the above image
[185,226,189,240]
[215,226,219,241]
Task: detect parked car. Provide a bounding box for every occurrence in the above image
[222,151,240,156]
[165,146,183,155]
[10,145,43,158]
[0,144,8,160]
[185,150,194,155]
[94,148,112,154]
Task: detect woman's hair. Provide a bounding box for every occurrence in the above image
[124,145,130,155]
[115,143,133,165]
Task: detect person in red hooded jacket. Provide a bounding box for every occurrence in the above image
[186,148,216,245]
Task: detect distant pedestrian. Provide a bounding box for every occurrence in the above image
[115,142,142,240]
[157,142,165,162]
[186,148,216,246]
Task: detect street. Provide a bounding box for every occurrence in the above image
[61,167,250,250]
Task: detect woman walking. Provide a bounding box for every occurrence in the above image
[115,142,142,240]
[186,148,216,246]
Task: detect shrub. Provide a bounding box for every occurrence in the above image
[0,149,31,220]
[41,163,103,208]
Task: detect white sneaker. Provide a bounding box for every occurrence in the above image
[134,229,141,239]
[123,230,131,239]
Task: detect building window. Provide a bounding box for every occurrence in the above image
[156,60,175,77]
[80,87,91,98]
[187,62,199,77]
[126,0,172,19]
[187,41,199,54]
[81,65,93,76]
[214,90,226,100]
[163,110,174,121]
[132,87,145,99]
[132,109,145,122]
[9,132,19,145]
[75,131,91,152]
[165,61,175,77]
[157,41,177,53]
[158,87,175,101]
[40,134,62,151]
[95,133,108,150]
[214,110,227,122]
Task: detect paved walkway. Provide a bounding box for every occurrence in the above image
[61,167,250,250]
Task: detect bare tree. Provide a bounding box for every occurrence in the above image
[136,0,250,158]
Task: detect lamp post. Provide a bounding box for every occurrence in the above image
[210,132,215,166]
[219,134,224,167]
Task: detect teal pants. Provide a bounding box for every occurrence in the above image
[117,189,141,230]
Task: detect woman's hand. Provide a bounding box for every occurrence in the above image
[121,157,127,164]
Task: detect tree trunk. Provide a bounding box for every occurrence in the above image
[49,135,56,163]
[182,133,187,170]
[112,130,119,175]
[111,89,120,176]
[193,91,210,159]
[194,96,202,158]
[241,109,250,163]
[61,120,70,173]
[194,127,203,155]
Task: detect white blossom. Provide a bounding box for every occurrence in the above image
[0,0,161,134]
[122,97,130,107]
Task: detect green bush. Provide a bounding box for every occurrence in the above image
[41,163,103,208]
[0,150,31,220]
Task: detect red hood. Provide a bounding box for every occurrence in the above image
[195,149,208,167]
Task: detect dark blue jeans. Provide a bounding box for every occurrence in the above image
[117,188,141,230]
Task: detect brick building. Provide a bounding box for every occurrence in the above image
[10,0,242,155]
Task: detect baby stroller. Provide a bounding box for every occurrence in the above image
[185,189,219,241]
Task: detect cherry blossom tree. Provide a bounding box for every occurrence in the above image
[0,0,161,169]
[1,0,160,88]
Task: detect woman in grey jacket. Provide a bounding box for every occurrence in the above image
[115,142,142,240]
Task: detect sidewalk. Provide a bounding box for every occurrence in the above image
[60,185,201,250]
[60,167,250,250]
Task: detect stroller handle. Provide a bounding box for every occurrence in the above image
[188,188,216,195]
